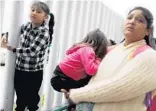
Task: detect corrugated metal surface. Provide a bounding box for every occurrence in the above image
[0,1,123,111]
[1,1,25,111]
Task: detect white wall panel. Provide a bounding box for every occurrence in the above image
[0,1,5,38]
[0,1,24,111]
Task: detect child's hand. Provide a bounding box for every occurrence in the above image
[61,89,75,105]
[61,89,69,98]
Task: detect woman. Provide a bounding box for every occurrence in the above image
[62,6,156,111]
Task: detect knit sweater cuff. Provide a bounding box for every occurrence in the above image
[70,89,81,103]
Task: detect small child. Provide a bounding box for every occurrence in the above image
[51,29,108,92]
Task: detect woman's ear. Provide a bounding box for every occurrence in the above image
[146,27,153,36]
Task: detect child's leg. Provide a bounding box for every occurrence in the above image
[51,65,69,91]
[51,75,88,92]
[51,66,92,92]
[76,75,92,87]
[26,70,43,111]
[51,76,66,92]
[14,69,27,111]
[51,65,80,92]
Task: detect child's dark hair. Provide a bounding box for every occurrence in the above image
[32,2,55,45]
[128,7,154,47]
[79,29,108,59]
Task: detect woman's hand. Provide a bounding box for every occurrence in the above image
[61,89,75,105]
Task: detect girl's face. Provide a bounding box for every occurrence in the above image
[123,9,150,44]
[30,5,47,26]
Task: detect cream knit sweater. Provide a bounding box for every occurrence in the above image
[69,40,156,111]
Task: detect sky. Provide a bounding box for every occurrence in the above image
[102,0,156,37]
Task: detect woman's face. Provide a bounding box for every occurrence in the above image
[123,9,150,43]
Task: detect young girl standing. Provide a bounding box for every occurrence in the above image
[7,2,54,111]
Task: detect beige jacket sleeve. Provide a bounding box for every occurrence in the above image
[70,49,156,103]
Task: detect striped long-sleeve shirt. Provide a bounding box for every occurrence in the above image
[13,22,50,71]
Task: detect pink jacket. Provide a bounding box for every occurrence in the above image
[59,44,101,81]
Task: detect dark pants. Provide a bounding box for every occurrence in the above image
[14,69,43,111]
[51,66,91,92]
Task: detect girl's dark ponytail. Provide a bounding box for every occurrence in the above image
[48,13,55,45]
[46,13,54,63]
